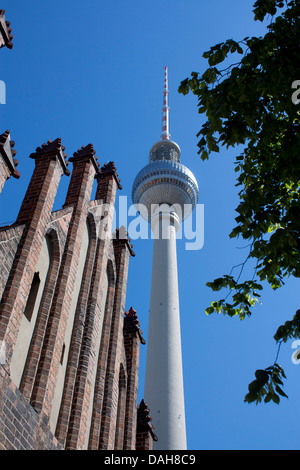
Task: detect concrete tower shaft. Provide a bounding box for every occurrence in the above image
[146,209,186,450]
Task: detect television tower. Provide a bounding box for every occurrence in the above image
[132,67,199,449]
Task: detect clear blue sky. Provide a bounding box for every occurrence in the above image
[1,0,299,450]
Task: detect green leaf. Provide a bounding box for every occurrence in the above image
[275,385,288,398]
[272,393,280,405]
[205,306,214,315]
[200,150,209,161]
[264,393,273,403]
[178,79,190,95]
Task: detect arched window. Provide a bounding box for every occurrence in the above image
[10,236,52,387]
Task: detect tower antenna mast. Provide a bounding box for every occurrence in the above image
[161,66,170,141]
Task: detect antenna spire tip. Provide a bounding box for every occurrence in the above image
[161,66,170,140]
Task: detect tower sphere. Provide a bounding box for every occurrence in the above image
[132,139,199,222]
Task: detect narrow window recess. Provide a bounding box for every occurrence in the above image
[60,343,66,365]
[24,272,40,322]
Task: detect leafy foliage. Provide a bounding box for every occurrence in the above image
[244,364,287,404]
[179,0,300,402]
[274,309,300,343]
[205,276,263,320]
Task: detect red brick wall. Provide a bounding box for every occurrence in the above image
[0,366,62,450]
[0,139,152,450]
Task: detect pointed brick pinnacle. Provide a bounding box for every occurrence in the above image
[0,130,20,178]
[138,399,152,424]
[124,307,145,344]
[113,227,135,257]
[73,143,96,159]
[31,138,66,158]
[124,306,140,328]
[0,10,14,49]
[137,399,158,441]
[114,225,129,240]
[29,138,70,175]
[0,130,16,156]
[98,161,122,189]
[70,143,100,172]
[101,161,117,173]
[114,227,134,247]
[125,306,137,317]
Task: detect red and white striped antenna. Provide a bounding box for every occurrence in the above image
[161,66,170,141]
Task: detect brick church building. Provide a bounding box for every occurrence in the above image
[0,10,157,450]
